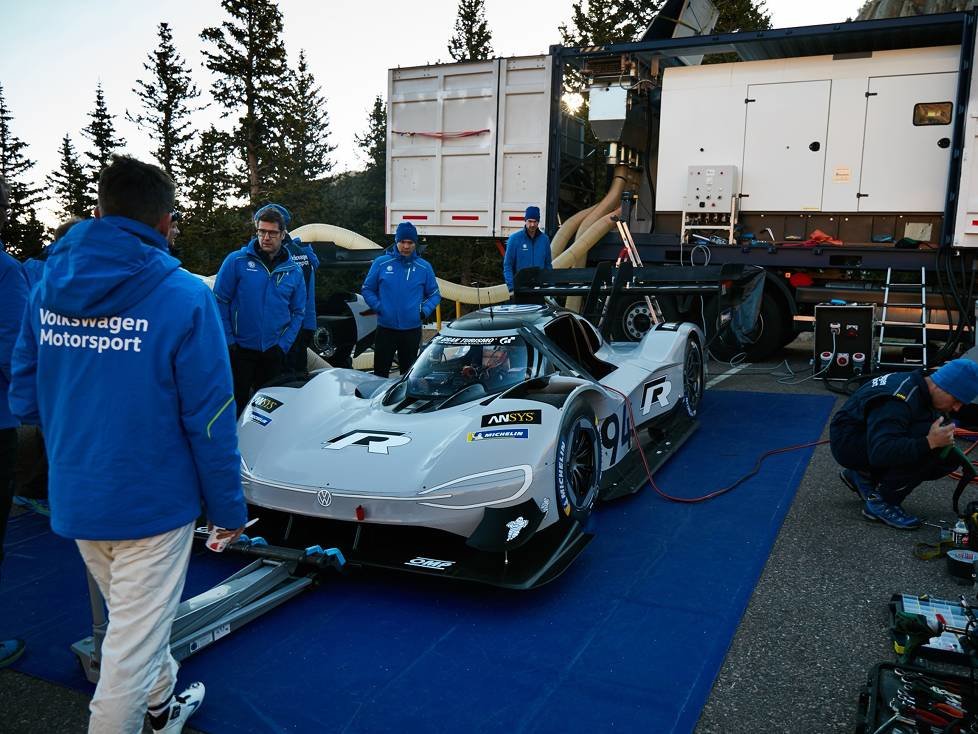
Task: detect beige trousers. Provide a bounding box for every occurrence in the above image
[76,522,194,734]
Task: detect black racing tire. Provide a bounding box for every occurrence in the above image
[555,403,601,522]
[711,290,787,362]
[681,335,705,419]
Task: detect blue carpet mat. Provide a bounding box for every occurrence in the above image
[1,390,834,734]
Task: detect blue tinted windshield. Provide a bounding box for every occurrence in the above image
[405,335,531,398]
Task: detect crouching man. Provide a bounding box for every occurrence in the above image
[9,155,247,734]
[830,358,978,530]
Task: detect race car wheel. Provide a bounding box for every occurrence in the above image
[682,336,705,418]
[555,404,601,522]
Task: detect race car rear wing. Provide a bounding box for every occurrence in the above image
[513,261,765,344]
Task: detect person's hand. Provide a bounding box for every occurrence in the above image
[927,417,956,449]
[207,523,245,544]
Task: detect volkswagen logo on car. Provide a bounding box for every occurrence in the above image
[316,489,332,507]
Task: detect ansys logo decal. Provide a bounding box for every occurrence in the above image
[467,429,529,442]
[480,409,541,428]
[322,430,410,455]
[251,394,284,413]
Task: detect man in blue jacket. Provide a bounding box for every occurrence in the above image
[214,206,306,415]
[830,359,978,530]
[362,221,440,378]
[503,205,552,294]
[0,177,28,670]
[9,155,247,734]
[249,204,320,374]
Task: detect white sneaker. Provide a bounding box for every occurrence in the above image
[149,682,205,733]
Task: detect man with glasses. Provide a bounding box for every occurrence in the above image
[503,205,551,296]
[214,206,306,415]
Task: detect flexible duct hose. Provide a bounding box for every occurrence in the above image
[577,164,631,238]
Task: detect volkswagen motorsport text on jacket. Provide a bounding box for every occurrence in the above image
[8,216,247,540]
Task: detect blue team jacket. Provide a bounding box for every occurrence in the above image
[8,216,247,540]
[503,228,552,291]
[362,247,440,330]
[285,237,319,331]
[213,241,306,352]
[0,247,28,429]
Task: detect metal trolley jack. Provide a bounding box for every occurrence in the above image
[71,528,345,684]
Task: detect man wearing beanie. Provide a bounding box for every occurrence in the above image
[362,221,440,378]
[829,358,978,529]
[503,205,551,294]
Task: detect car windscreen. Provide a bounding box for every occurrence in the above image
[405,334,532,398]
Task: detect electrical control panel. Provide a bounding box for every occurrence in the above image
[685,166,738,211]
[814,303,876,380]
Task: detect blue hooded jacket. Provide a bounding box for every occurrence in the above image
[213,241,306,352]
[362,245,440,330]
[503,227,552,291]
[0,246,28,430]
[8,216,247,540]
[285,237,319,331]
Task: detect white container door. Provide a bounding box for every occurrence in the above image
[740,80,831,212]
[858,72,957,212]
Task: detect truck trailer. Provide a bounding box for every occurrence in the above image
[386,6,978,364]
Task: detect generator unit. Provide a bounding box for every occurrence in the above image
[814,303,876,379]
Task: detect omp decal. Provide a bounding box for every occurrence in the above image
[322,430,411,454]
[600,405,630,464]
[251,394,284,413]
[405,557,455,570]
[506,516,529,542]
[467,429,529,441]
[481,410,541,428]
[316,490,332,507]
[641,376,672,415]
[250,413,271,427]
[556,437,570,516]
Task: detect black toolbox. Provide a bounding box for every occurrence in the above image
[855,662,976,733]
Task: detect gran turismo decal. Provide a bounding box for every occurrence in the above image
[405,557,455,570]
[316,490,332,507]
[506,516,529,542]
[251,394,284,413]
[322,430,411,454]
[436,335,517,346]
[250,413,271,427]
[481,410,541,428]
[641,376,672,415]
[493,304,543,313]
[467,429,529,441]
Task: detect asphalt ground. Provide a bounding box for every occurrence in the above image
[1,333,973,733]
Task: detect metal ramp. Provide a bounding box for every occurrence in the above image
[71,531,345,684]
[876,266,928,369]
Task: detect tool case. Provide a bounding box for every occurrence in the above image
[890,594,974,666]
[855,662,976,733]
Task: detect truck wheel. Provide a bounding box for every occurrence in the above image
[712,291,787,362]
[555,403,601,522]
[617,298,654,341]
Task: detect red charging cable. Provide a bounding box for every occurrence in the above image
[604,383,828,504]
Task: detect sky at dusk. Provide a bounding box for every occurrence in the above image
[1,0,865,224]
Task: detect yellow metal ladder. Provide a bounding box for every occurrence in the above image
[876,266,928,369]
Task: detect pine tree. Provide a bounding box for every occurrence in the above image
[269,50,335,220]
[713,0,772,33]
[0,83,45,258]
[447,0,494,61]
[559,0,660,47]
[201,0,289,205]
[128,22,201,182]
[178,126,248,274]
[81,83,125,192]
[350,95,387,242]
[46,134,93,220]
